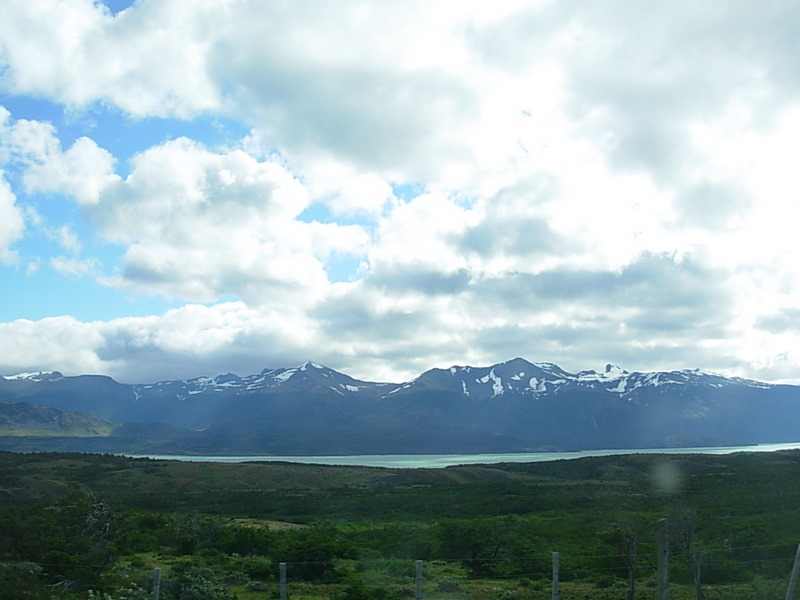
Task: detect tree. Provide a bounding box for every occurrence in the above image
[599,518,639,600]
[434,518,516,577]
[672,509,706,600]
[273,523,352,581]
[8,487,116,588]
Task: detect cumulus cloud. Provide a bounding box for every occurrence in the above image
[298,157,397,216]
[0,1,540,187]
[24,137,119,204]
[1,106,119,207]
[475,1,800,182]
[0,175,25,264]
[0,315,107,376]
[1,1,798,192]
[84,138,370,307]
[0,106,56,164]
[0,0,221,117]
[0,302,349,383]
[92,302,324,382]
[2,1,800,384]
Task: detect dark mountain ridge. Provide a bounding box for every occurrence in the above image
[1,358,798,454]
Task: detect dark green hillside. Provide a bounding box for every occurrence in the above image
[0,402,115,437]
[0,406,202,453]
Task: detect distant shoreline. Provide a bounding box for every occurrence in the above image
[128,441,800,468]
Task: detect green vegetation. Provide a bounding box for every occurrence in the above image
[1,450,799,598]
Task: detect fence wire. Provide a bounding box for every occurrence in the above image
[261,544,800,600]
[4,543,799,599]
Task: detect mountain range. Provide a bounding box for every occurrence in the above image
[1,358,799,455]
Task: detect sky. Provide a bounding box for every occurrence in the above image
[1,0,800,385]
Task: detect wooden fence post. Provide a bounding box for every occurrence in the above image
[656,518,670,600]
[150,567,161,600]
[786,544,800,600]
[279,562,287,600]
[552,551,560,600]
[415,559,424,600]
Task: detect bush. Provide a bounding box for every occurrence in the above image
[0,562,50,600]
[161,564,235,600]
[334,575,409,600]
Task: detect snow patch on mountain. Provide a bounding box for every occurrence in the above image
[477,369,504,397]
[528,377,547,393]
[608,379,628,394]
[272,369,296,383]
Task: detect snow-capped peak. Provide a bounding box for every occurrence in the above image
[602,364,628,379]
[3,371,64,382]
[299,361,325,371]
[266,362,325,383]
[575,364,629,383]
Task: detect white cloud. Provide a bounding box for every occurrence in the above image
[24,137,119,204]
[0,1,547,187]
[1,107,118,207]
[51,255,100,277]
[367,192,474,280]
[48,225,82,254]
[0,315,107,376]
[1,1,798,194]
[83,138,370,307]
[3,1,800,384]
[302,159,397,217]
[25,257,41,276]
[0,302,324,383]
[0,109,117,272]
[0,175,25,265]
[0,0,221,117]
[0,106,59,164]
